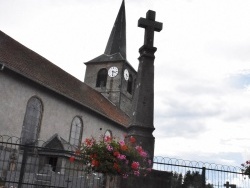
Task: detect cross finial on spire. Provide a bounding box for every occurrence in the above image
[138,10,162,47]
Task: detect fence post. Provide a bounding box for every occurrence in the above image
[18,144,29,188]
[202,167,206,188]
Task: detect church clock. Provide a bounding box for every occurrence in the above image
[108,66,118,77]
[124,69,129,81]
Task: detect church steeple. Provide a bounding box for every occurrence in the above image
[87,0,126,62]
[84,1,136,116]
[104,0,126,59]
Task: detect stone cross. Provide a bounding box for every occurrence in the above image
[138,10,163,47]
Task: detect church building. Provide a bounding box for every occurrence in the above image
[0,0,162,163]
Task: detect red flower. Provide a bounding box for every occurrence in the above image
[136,146,143,153]
[113,151,120,157]
[131,161,139,170]
[85,138,94,146]
[104,136,112,142]
[129,136,136,143]
[69,156,75,163]
[113,163,119,169]
[120,145,128,151]
[113,163,121,172]
[90,154,97,159]
[75,150,81,155]
[92,160,99,167]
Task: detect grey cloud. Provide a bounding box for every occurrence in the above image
[155,96,223,119]
[155,118,207,138]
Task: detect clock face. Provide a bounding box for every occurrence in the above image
[108,66,118,77]
[124,69,129,81]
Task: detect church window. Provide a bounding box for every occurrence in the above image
[96,68,108,88]
[127,74,133,94]
[21,96,43,145]
[69,116,83,147]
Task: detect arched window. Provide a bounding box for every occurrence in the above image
[21,96,43,145]
[96,68,107,87]
[69,116,83,147]
[127,74,133,94]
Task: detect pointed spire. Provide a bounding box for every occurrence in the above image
[104,0,126,59]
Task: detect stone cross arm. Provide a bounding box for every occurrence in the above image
[138,10,163,47]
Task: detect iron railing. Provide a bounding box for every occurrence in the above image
[153,156,250,187]
[0,135,104,188]
[1,135,250,188]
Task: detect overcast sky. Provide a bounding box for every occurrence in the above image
[1,0,250,167]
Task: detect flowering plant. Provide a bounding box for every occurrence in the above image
[70,135,152,177]
[241,160,250,178]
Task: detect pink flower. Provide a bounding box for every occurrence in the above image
[148,160,152,165]
[106,145,113,151]
[147,168,152,172]
[135,146,143,153]
[117,154,126,160]
[134,170,140,176]
[119,140,125,146]
[140,151,147,157]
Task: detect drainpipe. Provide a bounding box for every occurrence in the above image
[0,63,5,71]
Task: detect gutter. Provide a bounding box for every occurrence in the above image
[0,62,5,71]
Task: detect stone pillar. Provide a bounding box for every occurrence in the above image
[127,10,162,159]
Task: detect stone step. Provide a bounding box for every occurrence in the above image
[36,173,52,181]
[35,179,51,185]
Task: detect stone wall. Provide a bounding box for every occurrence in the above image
[0,69,126,143]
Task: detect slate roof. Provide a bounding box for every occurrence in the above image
[42,134,73,151]
[0,30,130,127]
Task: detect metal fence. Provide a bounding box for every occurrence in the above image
[1,135,250,188]
[153,156,250,188]
[0,135,105,188]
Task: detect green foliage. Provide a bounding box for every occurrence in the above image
[170,171,214,188]
[241,160,250,178]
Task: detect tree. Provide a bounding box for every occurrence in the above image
[171,172,183,188]
[182,171,213,188]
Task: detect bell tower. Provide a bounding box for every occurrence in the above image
[84,0,136,116]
